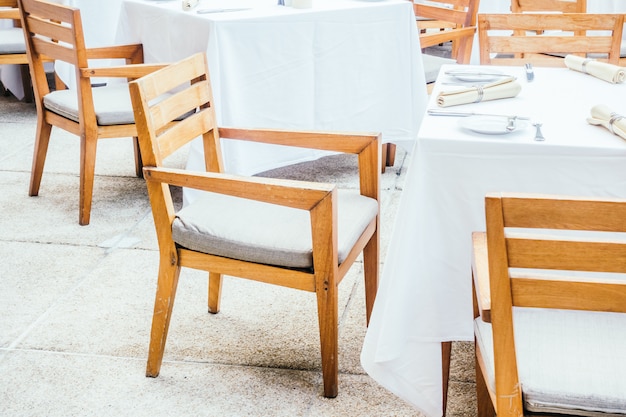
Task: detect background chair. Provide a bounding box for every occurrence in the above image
[472,192,626,417]
[478,13,624,66]
[18,0,165,225]
[414,0,481,89]
[0,0,35,101]
[128,52,381,398]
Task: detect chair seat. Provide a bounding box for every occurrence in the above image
[0,27,26,54]
[475,308,626,416]
[172,189,379,269]
[44,84,135,126]
[422,54,457,84]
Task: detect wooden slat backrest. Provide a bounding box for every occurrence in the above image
[511,0,586,13]
[128,52,222,171]
[478,13,624,66]
[414,0,478,26]
[486,192,626,315]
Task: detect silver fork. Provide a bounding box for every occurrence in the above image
[533,122,545,141]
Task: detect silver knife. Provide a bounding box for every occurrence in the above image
[427,109,532,120]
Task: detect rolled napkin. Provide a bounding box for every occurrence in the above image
[437,77,521,108]
[182,0,199,10]
[587,104,626,141]
[564,55,625,84]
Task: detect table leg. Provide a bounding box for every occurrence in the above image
[442,341,452,416]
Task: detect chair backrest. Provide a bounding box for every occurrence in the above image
[511,0,586,13]
[0,0,20,25]
[128,52,221,172]
[414,0,480,27]
[478,13,624,66]
[484,192,626,414]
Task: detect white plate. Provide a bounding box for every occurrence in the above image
[458,116,529,135]
[445,69,506,83]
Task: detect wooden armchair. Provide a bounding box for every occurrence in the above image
[472,192,626,417]
[414,0,481,88]
[128,52,381,398]
[0,0,35,101]
[18,0,166,225]
[478,13,624,66]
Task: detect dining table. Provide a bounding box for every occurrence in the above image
[115,0,428,203]
[360,64,626,417]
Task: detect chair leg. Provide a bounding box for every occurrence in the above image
[316,272,339,398]
[208,272,223,314]
[20,64,34,103]
[362,231,379,325]
[133,136,143,178]
[146,262,182,378]
[476,345,496,417]
[29,118,53,197]
[442,341,452,417]
[78,134,98,225]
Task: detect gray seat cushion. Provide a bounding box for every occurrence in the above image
[43,84,135,126]
[422,54,456,84]
[475,308,626,416]
[172,189,378,269]
[0,27,26,54]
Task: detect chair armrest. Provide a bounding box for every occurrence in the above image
[85,44,143,61]
[472,231,491,322]
[143,166,335,211]
[79,63,169,79]
[218,127,380,155]
[0,9,20,20]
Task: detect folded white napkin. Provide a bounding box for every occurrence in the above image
[564,55,626,84]
[587,104,626,141]
[182,0,199,10]
[437,77,521,108]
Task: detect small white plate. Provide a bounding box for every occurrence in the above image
[445,69,507,83]
[458,116,529,135]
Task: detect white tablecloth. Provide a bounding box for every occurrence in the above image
[116,0,427,189]
[361,65,626,417]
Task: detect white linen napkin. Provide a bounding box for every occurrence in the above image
[436,77,521,108]
[564,55,626,84]
[182,0,199,10]
[587,104,626,141]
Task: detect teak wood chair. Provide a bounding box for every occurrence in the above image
[0,0,37,101]
[128,52,381,398]
[471,192,626,417]
[18,0,165,225]
[478,13,624,66]
[414,0,481,87]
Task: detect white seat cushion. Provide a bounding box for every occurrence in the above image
[0,27,26,54]
[422,54,456,84]
[172,189,378,269]
[475,308,626,416]
[43,84,135,126]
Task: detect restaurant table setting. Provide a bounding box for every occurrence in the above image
[361,64,626,417]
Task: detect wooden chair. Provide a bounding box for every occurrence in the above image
[0,0,34,101]
[414,0,481,89]
[18,0,165,225]
[472,192,626,417]
[128,52,381,398]
[478,13,624,66]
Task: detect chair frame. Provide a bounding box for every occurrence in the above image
[478,13,624,66]
[18,0,166,225]
[472,192,626,417]
[128,52,381,398]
